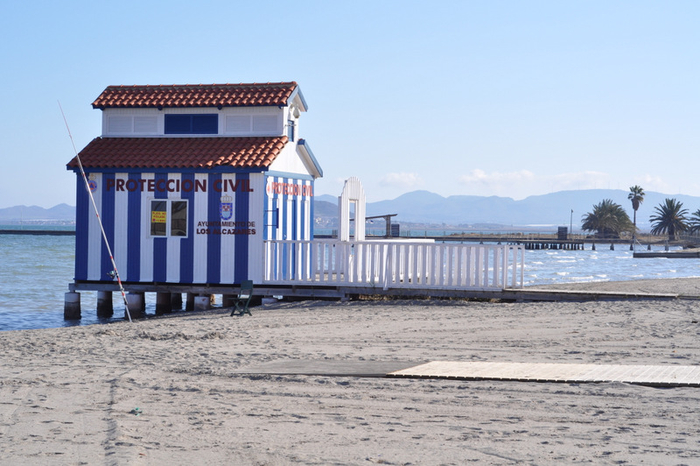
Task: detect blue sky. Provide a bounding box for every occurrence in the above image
[1,0,698,208]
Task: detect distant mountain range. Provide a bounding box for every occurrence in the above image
[4,189,700,230]
[315,189,700,230]
[0,204,76,224]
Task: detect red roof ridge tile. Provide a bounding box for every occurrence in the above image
[93,82,299,109]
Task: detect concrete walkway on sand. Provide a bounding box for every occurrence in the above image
[235,359,700,387]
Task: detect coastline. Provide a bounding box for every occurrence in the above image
[526,276,700,295]
[1,277,700,464]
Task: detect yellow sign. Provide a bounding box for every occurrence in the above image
[151,211,167,223]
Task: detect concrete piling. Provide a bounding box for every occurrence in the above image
[171,293,183,310]
[155,292,172,315]
[194,295,211,311]
[126,292,145,319]
[186,293,195,311]
[96,291,113,318]
[64,292,81,320]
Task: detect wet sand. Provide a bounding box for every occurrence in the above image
[2,278,700,464]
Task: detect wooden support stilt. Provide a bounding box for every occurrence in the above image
[97,291,113,318]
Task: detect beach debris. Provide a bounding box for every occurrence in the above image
[130,407,142,416]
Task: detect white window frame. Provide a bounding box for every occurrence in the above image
[149,199,189,238]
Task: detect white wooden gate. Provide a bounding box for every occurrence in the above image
[263,240,524,291]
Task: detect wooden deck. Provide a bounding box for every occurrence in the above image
[388,361,700,387]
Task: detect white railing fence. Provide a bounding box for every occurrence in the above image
[263,240,524,291]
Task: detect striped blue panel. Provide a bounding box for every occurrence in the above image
[127,173,142,281]
[234,173,250,282]
[75,179,90,280]
[153,173,169,282]
[206,173,222,284]
[179,173,195,284]
[100,174,116,281]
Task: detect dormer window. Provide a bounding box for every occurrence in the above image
[165,114,218,134]
[287,119,296,142]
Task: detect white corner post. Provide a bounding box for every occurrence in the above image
[338,177,366,241]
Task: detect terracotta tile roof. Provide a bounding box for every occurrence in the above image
[92,82,298,109]
[67,137,288,169]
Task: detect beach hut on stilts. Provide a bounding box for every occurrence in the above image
[65,82,321,319]
[65,81,525,321]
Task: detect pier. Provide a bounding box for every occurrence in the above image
[0,229,74,236]
[390,232,678,252]
[633,248,700,259]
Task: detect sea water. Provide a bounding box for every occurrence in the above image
[1,234,699,332]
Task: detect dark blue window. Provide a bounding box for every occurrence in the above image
[165,114,218,134]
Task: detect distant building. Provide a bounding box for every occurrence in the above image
[67,82,322,290]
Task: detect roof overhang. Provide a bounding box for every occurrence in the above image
[287,87,308,112]
[296,139,323,179]
[66,136,289,171]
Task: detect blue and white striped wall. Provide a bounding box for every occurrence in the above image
[74,171,314,285]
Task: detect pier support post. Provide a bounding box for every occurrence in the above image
[126,292,145,319]
[155,292,172,315]
[64,292,81,320]
[610,244,614,251]
[194,295,211,311]
[171,293,183,310]
[592,243,596,251]
[96,291,113,318]
[186,293,195,311]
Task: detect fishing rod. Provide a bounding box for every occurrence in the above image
[58,101,133,323]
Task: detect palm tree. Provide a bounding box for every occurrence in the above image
[649,198,688,241]
[628,185,645,238]
[688,209,700,234]
[581,199,635,238]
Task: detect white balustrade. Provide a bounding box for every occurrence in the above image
[264,240,524,290]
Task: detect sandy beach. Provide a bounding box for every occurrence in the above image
[2,278,700,465]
